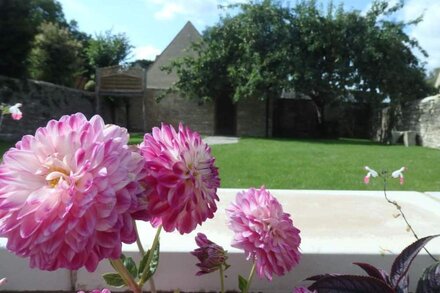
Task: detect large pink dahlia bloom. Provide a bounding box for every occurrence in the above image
[226,187,301,280]
[0,113,146,271]
[139,123,220,234]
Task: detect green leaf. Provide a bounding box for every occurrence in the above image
[139,242,160,281]
[138,253,149,278]
[238,274,248,293]
[123,256,138,279]
[102,273,126,288]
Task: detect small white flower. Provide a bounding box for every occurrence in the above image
[0,278,7,286]
[364,166,378,184]
[391,167,406,185]
[8,103,22,120]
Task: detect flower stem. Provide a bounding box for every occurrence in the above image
[244,262,256,293]
[219,264,225,293]
[138,225,162,289]
[109,258,141,293]
[382,176,438,262]
[133,220,145,256]
[133,221,157,292]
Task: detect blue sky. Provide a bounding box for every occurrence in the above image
[58,0,440,71]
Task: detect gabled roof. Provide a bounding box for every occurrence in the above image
[146,21,201,89]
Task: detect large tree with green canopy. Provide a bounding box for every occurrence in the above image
[166,0,435,136]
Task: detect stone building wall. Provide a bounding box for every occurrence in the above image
[0,76,95,141]
[236,98,268,137]
[145,89,215,135]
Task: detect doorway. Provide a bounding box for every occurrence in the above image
[215,97,236,135]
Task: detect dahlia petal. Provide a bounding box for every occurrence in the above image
[2,150,40,173]
[20,215,42,238]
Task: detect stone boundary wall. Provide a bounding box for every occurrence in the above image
[397,95,440,148]
[0,76,95,141]
[372,94,440,148]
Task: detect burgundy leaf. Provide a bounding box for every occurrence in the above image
[353,262,391,284]
[309,275,395,293]
[305,274,340,281]
[416,262,440,293]
[396,275,409,293]
[390,235,439,289]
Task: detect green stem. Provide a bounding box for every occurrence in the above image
[138,225,162,289]
[109,258,141,293]
[133,220,145,256]
[219,265,225,293]
[382,174,438,262]
[244,262,256,293]
[133,220,157,291]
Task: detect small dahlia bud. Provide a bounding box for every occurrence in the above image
[191,233,228,276]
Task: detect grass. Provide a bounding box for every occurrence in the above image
[209,138,440,191]
[2,136,439,191]
[129,133,144,145]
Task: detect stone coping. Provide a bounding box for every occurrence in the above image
[1,189,439,292]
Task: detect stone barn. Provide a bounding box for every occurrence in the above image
[96,21,324,138]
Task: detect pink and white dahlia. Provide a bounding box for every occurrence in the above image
[0,113,146,271]
[226,187,301,280]
[139,123,220,234]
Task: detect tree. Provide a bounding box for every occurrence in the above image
[167,0,435,137]
[29,0,67,28]
[86,31,133,69]
[0,0,77,78]
[28,22,84,86]
[0,0,35,77]
[130,59,154,70]
[167,0,294,103]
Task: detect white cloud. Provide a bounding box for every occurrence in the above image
[133,45,162,61]
[154,2,187,20]
[146,0,241,23]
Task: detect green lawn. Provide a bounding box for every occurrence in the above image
[2,136,439,191]
[209,138,440,191]
[129,133,144,145]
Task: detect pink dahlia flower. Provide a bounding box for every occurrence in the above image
[191,232,229,276]
[139,123,220,234]
[0,113,146,271]
[226,187,301,280]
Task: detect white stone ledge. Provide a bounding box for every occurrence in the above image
[1,189,440,292]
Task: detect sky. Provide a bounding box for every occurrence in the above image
[58,0,440,71]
